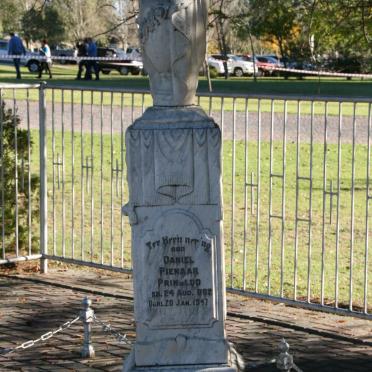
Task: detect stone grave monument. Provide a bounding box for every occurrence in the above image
[122,1,244,371]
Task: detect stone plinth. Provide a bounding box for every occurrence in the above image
[123,107,243,371]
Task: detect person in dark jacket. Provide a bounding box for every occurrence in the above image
[7,32,26,79]
[75,39,88,80]
[85,38,99,81]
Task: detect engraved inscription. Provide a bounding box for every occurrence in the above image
[147,236,213,311]
[139,227,217,329]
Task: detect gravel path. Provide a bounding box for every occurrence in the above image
[6,100,371,145]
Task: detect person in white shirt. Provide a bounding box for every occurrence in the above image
[38,39,52,79]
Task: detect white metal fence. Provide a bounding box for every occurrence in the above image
[1,83,371,319]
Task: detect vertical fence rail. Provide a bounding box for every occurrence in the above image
[335,102,342,308]
[320,102,328,306]
[13,90,19,258]
[61,90,66,258]
[365,103,372,314]
[110,93,114,267]
[0,88,4,261]
[71,90,75,259]
[51,89,56,256]
[307,101,314,303]
[26,90,32,257]
[100,92,104,265]
[89,92,94,262]
[242,98,249,291]
[120,93,125,269]
[39,83,48,273]
[294,100,301,300]
[80,90,85,262]
[267,100,274,295]
[349,103,357,311]
[230,98,236,287]
[255,99,261,293]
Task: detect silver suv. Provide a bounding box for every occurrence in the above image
[208,55,233,75]
[227,54,258,77]
[0,39,41,73]
[210,54,258,77]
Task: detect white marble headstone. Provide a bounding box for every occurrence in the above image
[122,1,244,371]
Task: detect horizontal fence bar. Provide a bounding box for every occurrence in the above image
[0,83,41,89]
[0,254,42,265]
[3,84,370,104]
[227,288,372,321]
[43,255,132,274]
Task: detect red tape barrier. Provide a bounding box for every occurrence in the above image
[261,65,372,79]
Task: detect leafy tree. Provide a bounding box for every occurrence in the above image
[0,101,40,254]
[21,3,65,45]
[52,0,118,43]
[234,0,371,68]
[0,0,24,34]
[241,0,301,62]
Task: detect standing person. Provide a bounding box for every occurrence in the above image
[75,40,88,80]
[7,32,26,79]
[85,38,99,81]
[38,39,52,79]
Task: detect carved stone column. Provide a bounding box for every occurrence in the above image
[122,1,244,371]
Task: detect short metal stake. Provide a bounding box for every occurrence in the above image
[81,297,95,358]
[276,338,294,371]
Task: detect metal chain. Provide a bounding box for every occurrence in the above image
[93,314,131,345]
[292,363,303,372]
[0,315,80,358]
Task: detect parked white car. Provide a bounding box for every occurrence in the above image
[208,54,258,77]
[227,54,258,77]
[0,39,41,73]
[207,55,233,75]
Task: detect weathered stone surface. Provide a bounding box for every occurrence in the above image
[138,0,209,106]
[124,1,241,369]
[123,107,234,369]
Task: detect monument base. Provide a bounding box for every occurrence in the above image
[127,365,237,372]
[123,344,244,372]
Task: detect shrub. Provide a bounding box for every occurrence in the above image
[209,67,219,79]
[0,100,40,255]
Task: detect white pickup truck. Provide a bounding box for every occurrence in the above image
[0,39,41,73]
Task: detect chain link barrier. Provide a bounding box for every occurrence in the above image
[0,315,80,358]
[93,314,131,345]
[0,299,300,371]
[0,297,131,359]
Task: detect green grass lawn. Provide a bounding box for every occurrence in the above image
[18,127,371,312]
[1,64,371,116]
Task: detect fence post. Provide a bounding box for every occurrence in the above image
[276,339,294,371]
[81,297,95,358]
[39,82,48,274]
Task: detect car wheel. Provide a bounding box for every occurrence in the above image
[27,60,40,73]
[234,68,244,78]
[119,66,129,75]
[131,68,140,76]
[101,69,111,75]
